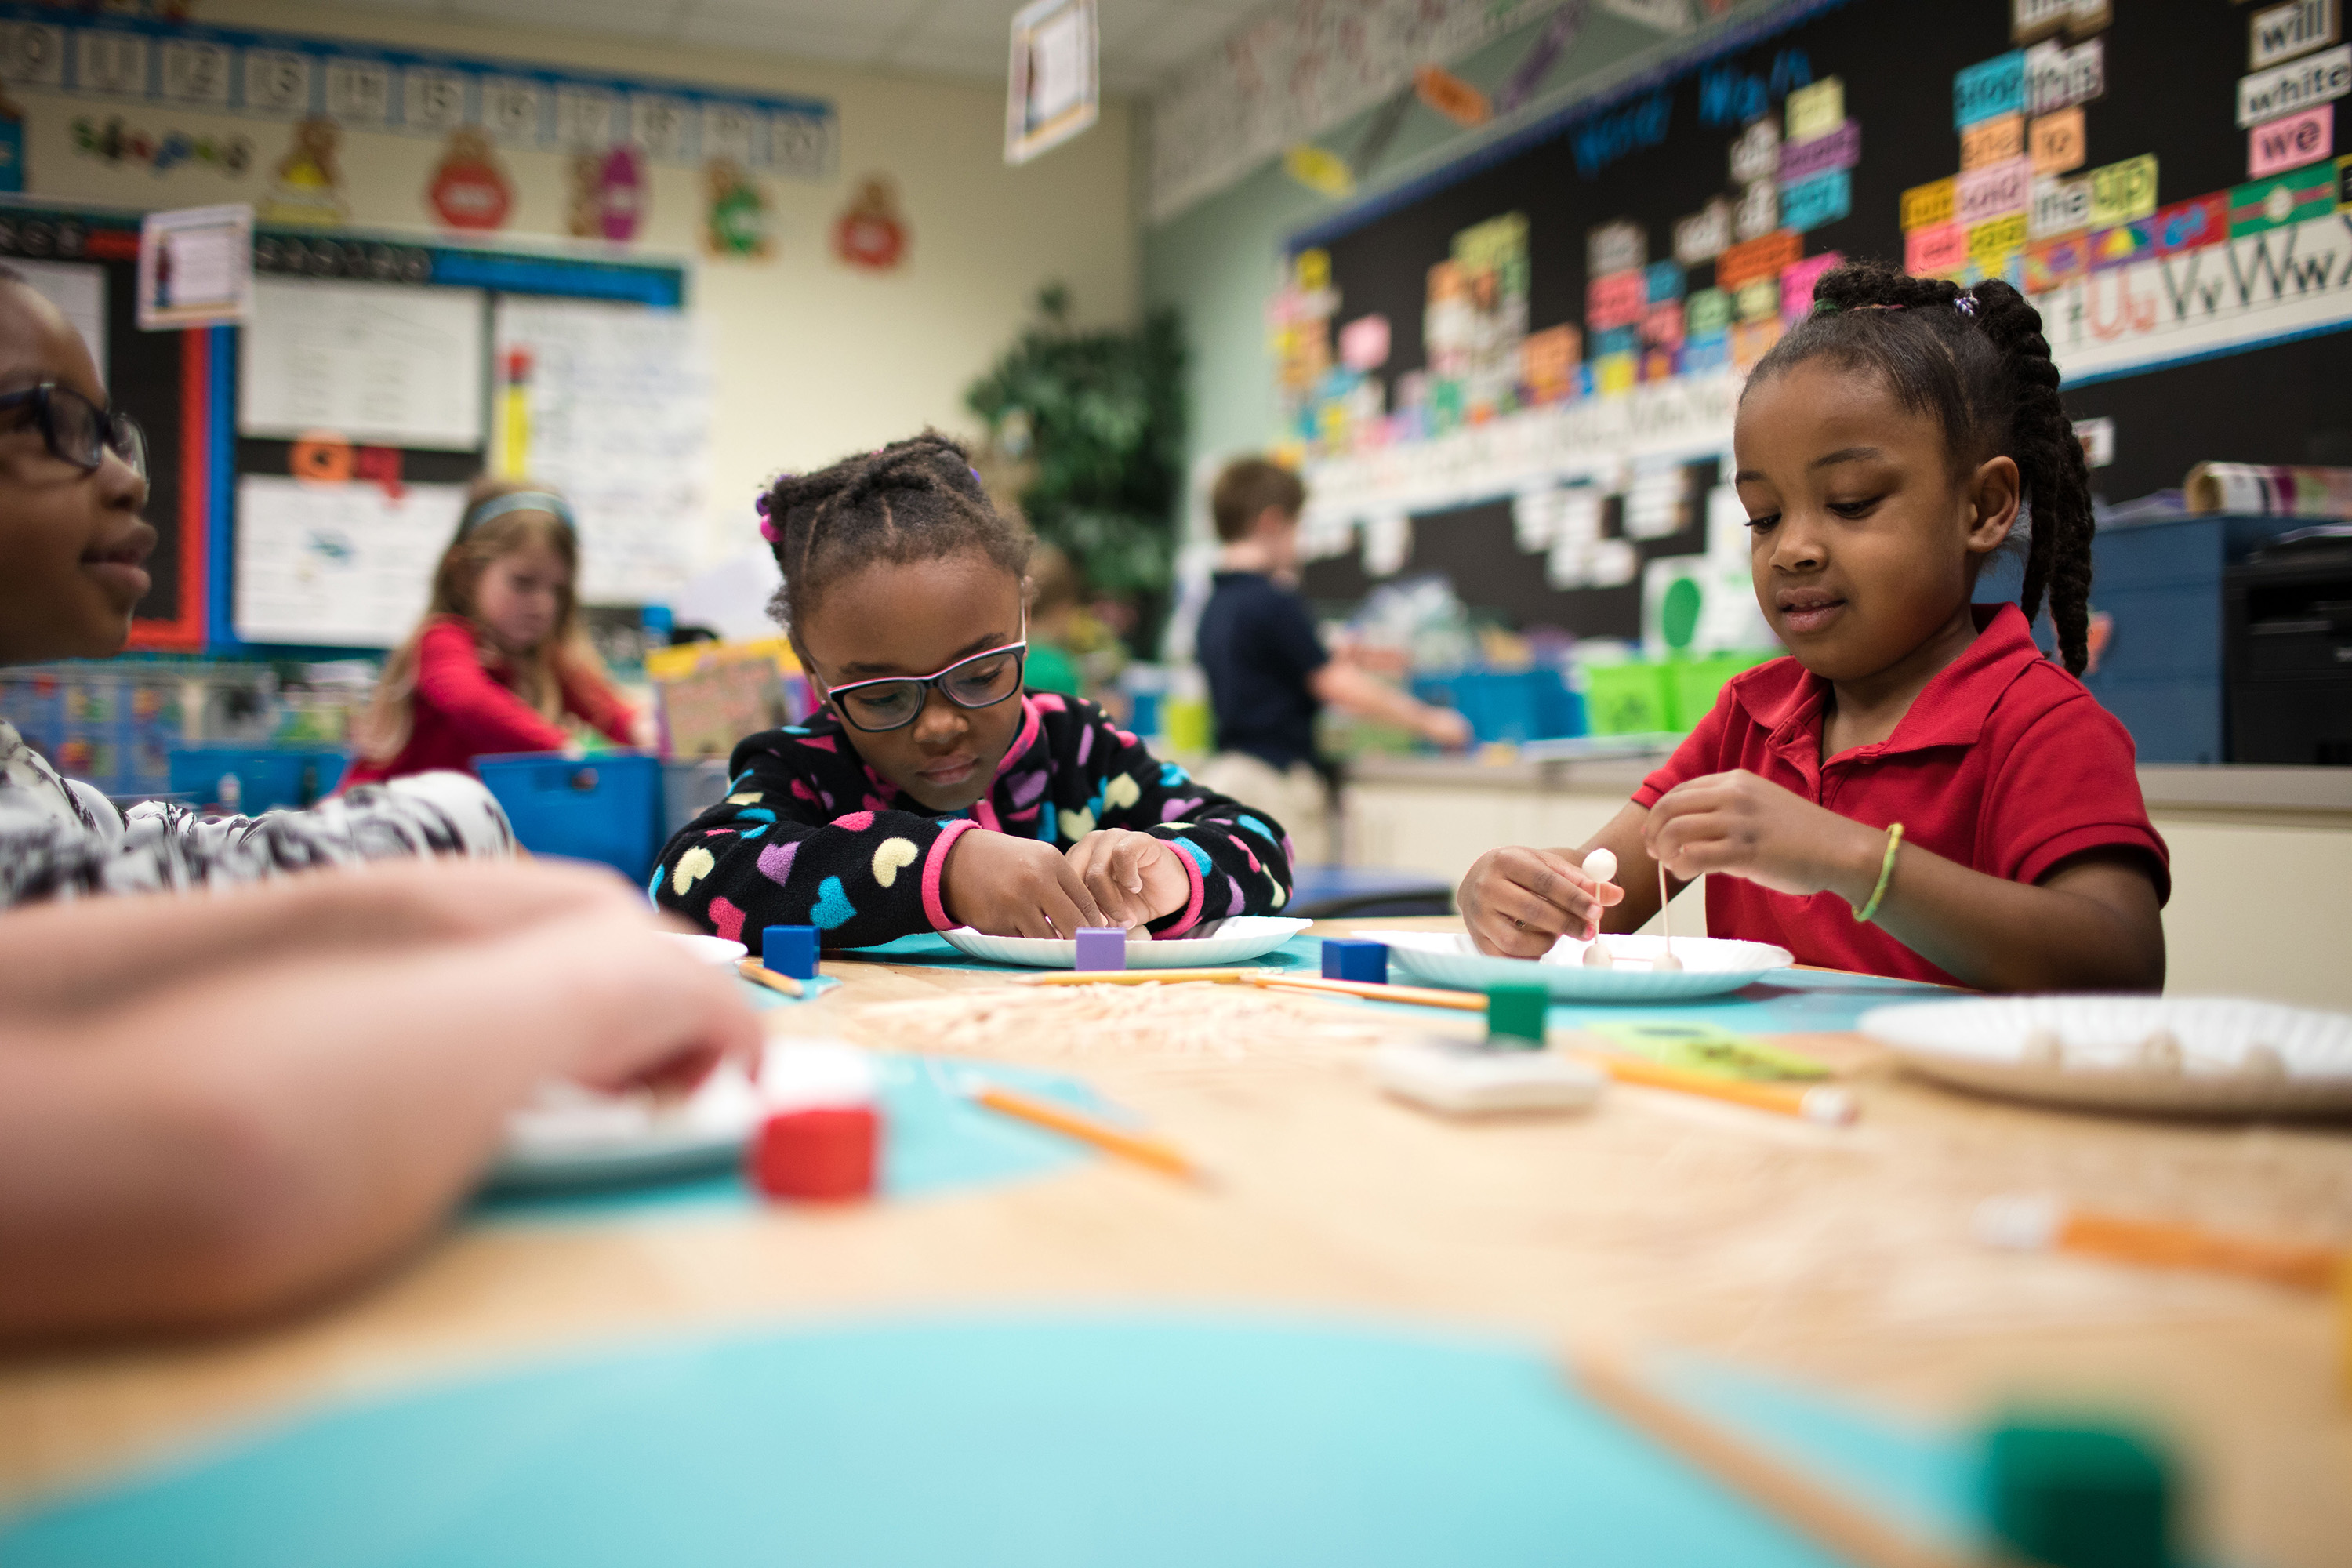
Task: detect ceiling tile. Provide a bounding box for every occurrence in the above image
[904,0,1025,45]
[449,0,688,35]
[1119,3,1242,66]
[880,35,1011,79]
[692,0,932,28]
[677,17,888,61]
[1091,0,1169,47]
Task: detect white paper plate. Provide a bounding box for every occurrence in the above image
[938,916,1313,970]
[1860,995,2352,1116]
[1362,929,1795,1003]
[488,1065,763,1192]
[665,933,747,966]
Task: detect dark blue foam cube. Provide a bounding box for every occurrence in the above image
[1322,938,1388,984]
[761,924,820,980]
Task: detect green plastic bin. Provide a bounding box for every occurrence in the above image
[1667,651,1779,729]
[1581,662,1675,735]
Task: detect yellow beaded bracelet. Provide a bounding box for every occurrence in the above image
[1852,822,1904,924]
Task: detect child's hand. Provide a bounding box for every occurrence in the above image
[1064,829,1190,929]
[522,907,764,1094]
[1643,769,1883,902]
[943,829,1112,938]
[1459,847,1622,957]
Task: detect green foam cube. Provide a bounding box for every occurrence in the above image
[1484,985,1551,1047]
[1980,1419,2176,1568]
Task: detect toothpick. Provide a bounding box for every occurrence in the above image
[1660,860,1671,957]
[1655,860,1681,971]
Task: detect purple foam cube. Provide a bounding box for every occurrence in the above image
[1073,927,1129,971]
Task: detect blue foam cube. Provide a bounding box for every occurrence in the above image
[761,924,820,980]
[1322,938,1388,984]
[1073,927,1129,971]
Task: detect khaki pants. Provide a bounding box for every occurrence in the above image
[1194,751,1335,867]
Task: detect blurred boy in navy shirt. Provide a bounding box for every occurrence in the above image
[1193,459,1468,864]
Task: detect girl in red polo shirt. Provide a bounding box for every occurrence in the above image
[345,479,637,786]
[1461,263,2167,991]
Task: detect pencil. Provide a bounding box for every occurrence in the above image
[1567,1348,1974,1568]
[1014,967,1255,986]
[1976,1194,2345,1290]
[735,959,807,998]
[1247,972,1490,1012]
[1572,1051,1859,1125]
[964,1080,1203,1183]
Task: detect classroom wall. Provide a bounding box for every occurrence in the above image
[16,0,1138,579]
[1141,2,1784,487]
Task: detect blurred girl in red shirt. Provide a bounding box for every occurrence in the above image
[346,479,637,786]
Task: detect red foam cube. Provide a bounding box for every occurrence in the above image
[750,1105,880,1201]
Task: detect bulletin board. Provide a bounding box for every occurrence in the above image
[0,202,205,649]
[1284,0,2352,626]
[221,228,691,652]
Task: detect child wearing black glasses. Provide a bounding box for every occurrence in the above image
[0,269,513,906]
[653,433,1293,946]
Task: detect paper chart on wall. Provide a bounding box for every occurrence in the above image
[239,278,487,450]
[492,297,711,604]
[11,259,106,370]
[234,475,466,647]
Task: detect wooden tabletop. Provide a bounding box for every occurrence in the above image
[3,917,2347,1564]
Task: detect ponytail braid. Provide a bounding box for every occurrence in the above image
[1962,278,2096,674]
[1745,260,2097,674]
[760,430,1033,635]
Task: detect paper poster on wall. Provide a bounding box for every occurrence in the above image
[1006,0,1098,165]
[136,203,250,331]
[0,2,837,180]
[492,296,711,603]
[234,475,467,646]
[705,159,771,260]
[568,145,645,243]
[426,128,514,230]
[260,118,347,227]
[239,278,487,450]
[14,259,106,368]
[833,176,907,271]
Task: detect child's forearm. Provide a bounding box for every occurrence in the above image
[0,874,385,1013]
[0,911,753,1339]
[0,949,561,1335]
[1829,832,2165,992]
[1310,660,1458,740]
[0,862,627,1016]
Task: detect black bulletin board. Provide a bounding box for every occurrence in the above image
[1294,0,2352,626]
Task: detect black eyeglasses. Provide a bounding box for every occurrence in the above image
[0,383,147,480]
[822,634,1029,733]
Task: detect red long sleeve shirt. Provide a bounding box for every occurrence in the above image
[343,616,636,785]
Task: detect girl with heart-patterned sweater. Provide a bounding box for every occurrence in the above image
[652,434,1293,949]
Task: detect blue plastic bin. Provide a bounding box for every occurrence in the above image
[476,750,664,880]
[168,746,350,813]
[1412,667,1584,745]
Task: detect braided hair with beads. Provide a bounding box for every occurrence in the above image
[1743,260,2096,674]
[758,430,1033,637]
